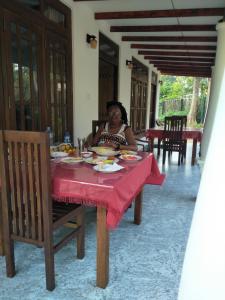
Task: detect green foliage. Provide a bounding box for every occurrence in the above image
[160,75,193,101]
[159,110,188,122]
[159,75,209,124]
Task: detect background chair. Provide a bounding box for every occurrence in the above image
[92,120,106,139]
[162,116,186,165]
[0,130,85,291]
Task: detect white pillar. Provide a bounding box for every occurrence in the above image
[178,22,225,300]
[200,22,225,162]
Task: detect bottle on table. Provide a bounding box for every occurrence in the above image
[64,131,71,144]
[46,126,53,146]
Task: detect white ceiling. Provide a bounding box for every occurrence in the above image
[73,0,225,76]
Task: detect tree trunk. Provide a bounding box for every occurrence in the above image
[188,77,201,127]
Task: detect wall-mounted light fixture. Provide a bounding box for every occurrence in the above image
[86,34,97,49]
[158,80,163,85]
[126,60,133,70]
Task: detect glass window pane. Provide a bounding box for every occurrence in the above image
[24,104,32,130]
[34,106,40,129]
[44,6,65,27]
[21,39,31,103]
[16,0,40,11]
[11,22,16,34]
[11,33,20,103]
[32,46,39,107]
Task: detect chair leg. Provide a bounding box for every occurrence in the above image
[178,152,181,165]
[3,210,15,277]
[163,149,166,164]
[76,209,85,259]
[5,238,15,278]
[44,241,55,291]
[0,197,5,256]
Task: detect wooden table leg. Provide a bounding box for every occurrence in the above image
[134,190,143,225]
[157,138,161,156]
[97,207,109,288]
[0,194,4,256]
[149,138,154,152]
[192,139,197,166]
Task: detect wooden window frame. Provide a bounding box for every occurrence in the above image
[0,0,73,139]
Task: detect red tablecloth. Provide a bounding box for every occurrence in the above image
[146,127,203,141]
[51,153,165,229]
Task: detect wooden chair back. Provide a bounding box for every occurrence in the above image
[162,116,187,165]
[164,116,185,141]
[0,130,85,291]
[0,130,50,246]
[92,120,106,138]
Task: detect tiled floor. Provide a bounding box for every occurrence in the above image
[0,146,200,300]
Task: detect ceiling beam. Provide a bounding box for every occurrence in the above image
[122,36,217,42]
[95,8,225,20]
[160,70,211,77]
[151,62,211,70]
[111,24,216,32]
[145,56,214,62]
[152,62,212,67]
[131,44,216,50]
[138,50,215,57]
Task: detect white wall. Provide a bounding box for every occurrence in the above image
[179,22,225,300]
[200,22,225,162]
[61,0,159,143]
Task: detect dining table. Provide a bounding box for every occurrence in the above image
[51,152,165,288]
[146,127,203,166]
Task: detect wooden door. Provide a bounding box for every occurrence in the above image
[99,33,118,120]
[0,8,4,129]
[2,10,44,130]
[130,58,148,133]
[149,83,157,128]
[99,59,117,120]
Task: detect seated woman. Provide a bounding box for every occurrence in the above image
[92,101,137,152]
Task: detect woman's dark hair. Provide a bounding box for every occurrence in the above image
[106,100,128,125]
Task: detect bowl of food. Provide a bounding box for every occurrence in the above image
[91,146,119,156]
[51,151,69,158]
[120,154,142,162]
[81,151,93,158]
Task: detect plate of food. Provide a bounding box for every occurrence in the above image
[91,146,120,156]
[93,163,124,173]
[120,155,142,162]
[119,150,137,155]
[84,157,119,165]
[51,151,68,158]
[60,157,83,164]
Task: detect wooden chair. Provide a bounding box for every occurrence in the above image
[92,120,106,138]
[0,130,85,291]
[162,116,186,165]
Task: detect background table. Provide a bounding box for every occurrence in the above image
[146,127,203,165]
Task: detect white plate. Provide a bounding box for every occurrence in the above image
[61,157,83,164]
[120,155,142,162]
[85,157,119,165]
[93,163,124,173]
[51,151,68,158]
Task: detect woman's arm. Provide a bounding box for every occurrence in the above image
[91,124,104,146]
[121,127,137,151]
